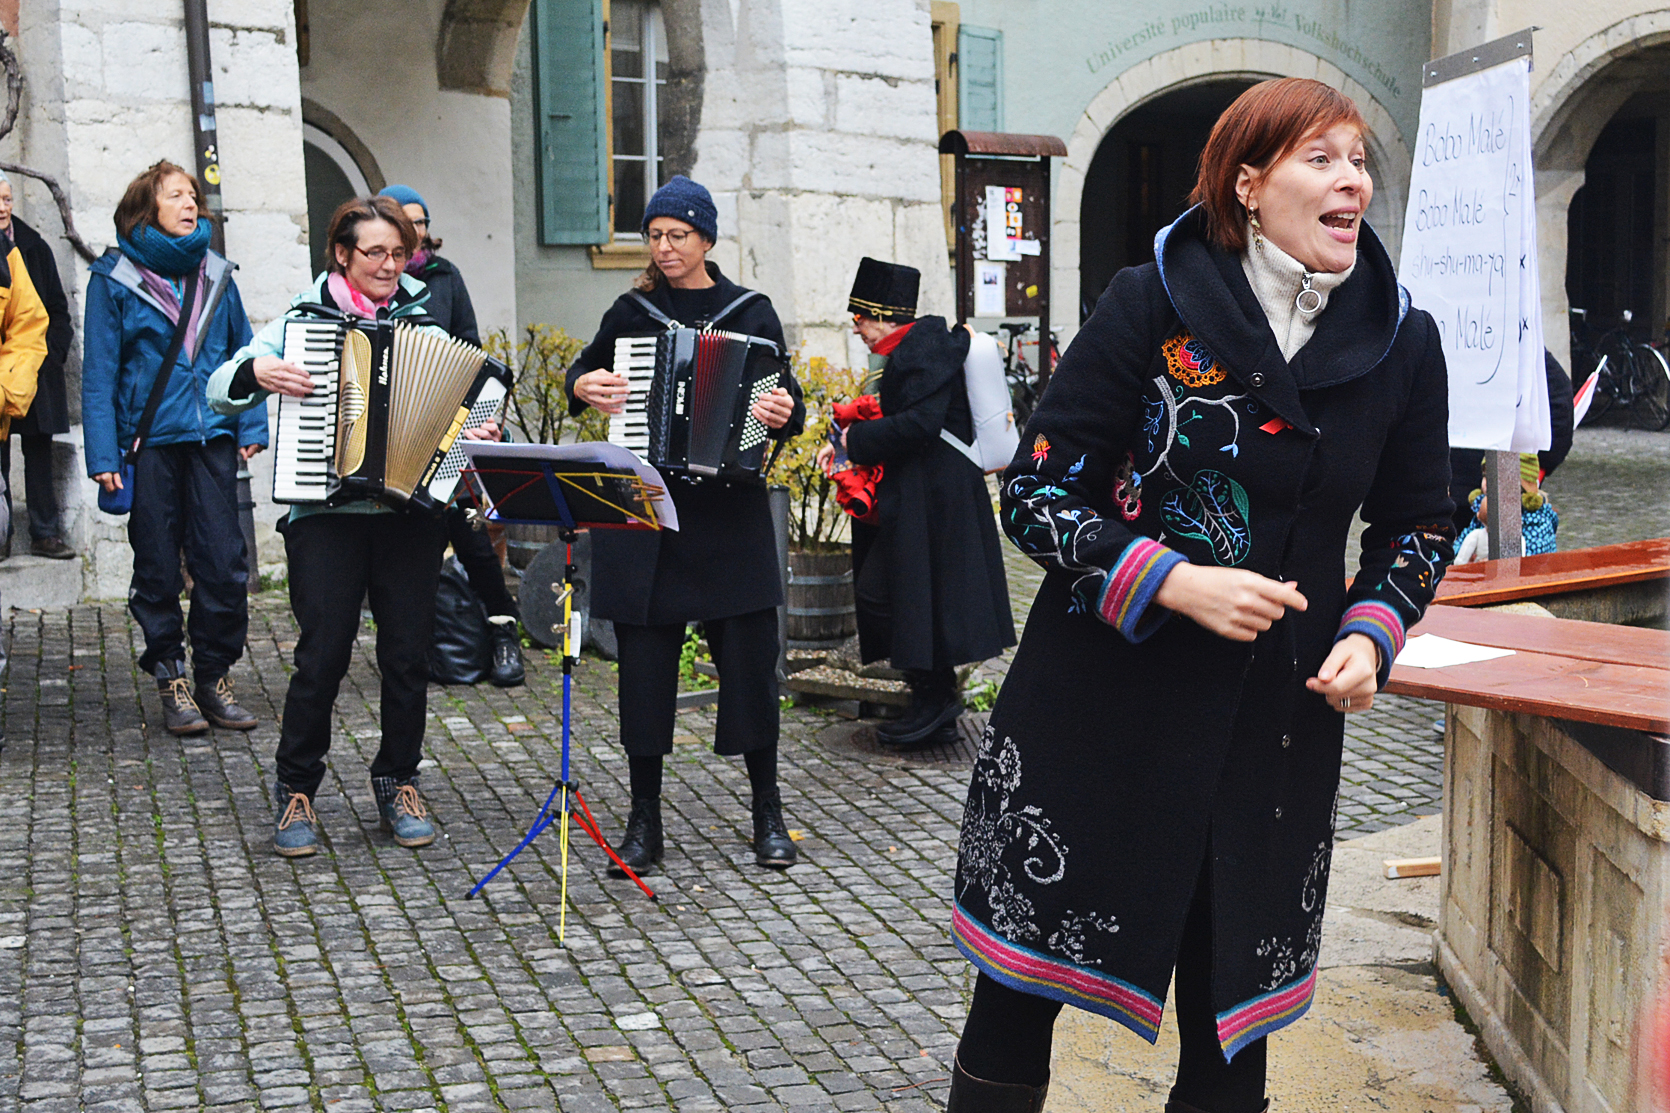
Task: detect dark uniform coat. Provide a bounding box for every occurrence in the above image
[566,263,805,626]
[953,207,1455,1060]
[845,317,1015,670]
[409,255,479,346]
[11,217,72,435]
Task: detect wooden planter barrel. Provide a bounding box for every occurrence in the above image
[787,548,856,645]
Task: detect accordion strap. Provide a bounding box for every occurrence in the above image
[626,288,763,333]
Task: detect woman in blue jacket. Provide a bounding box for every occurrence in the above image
[82,160,267,737]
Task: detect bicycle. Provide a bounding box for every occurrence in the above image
[1569,307,1670,431]
[992,322,1059,432]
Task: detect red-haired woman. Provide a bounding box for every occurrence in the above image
[946,79,1455,1113]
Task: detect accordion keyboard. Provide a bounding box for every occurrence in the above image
[274,320,343,502]
[607,336,659,455]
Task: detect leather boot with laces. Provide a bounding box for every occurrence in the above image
[488,616,525,687]
[610,796,663,876]
[946,1055,1049,1113]
[195,674,258,730]
[273,782,320,857]
[155,660,209,736]
[752,786,797,869]
[372,777,436,847]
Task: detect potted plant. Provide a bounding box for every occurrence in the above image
[767,353,866,646]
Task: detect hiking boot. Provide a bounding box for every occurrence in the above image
[195,674,258,730]
[30,537,74,560]
[946,1055,1049,1113]
[372,777,436,847]
[610,796,663,876]
[488,617,525,688]
[273,782,320,858]
[877,668,961,746]
[155,660,209,736]
[751,786,797,869]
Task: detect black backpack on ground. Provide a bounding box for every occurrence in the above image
[429,557,493,684]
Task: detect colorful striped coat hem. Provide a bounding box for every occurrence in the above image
[1215,966,1318,1059]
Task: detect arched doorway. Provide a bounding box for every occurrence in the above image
[301,113,383,276]
[1078,79,1255,316]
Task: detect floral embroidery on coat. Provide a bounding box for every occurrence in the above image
[1253,841,1331,991]
[1162,332,1227,387]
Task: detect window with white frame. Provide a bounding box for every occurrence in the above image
[611,0,669,238]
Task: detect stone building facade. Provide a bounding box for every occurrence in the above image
[0,0,1664,603]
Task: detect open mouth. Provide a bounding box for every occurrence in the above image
[1320,209,1359,241]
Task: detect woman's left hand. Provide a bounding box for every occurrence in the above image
[752,387,794,430]
[462,418,501,442]
[1306,633,1380,712]
[239,444,264,462]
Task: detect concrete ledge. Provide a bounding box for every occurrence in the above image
[0,554,84,610]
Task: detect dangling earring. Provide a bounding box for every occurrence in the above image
[1249,208,1265,252]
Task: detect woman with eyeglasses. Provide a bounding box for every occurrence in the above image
[566,175,806,876]
[207,195,498,859]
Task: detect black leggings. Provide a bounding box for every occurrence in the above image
[955,862,1268,1112]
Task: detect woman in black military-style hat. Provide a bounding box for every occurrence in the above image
[825,257,1015,748]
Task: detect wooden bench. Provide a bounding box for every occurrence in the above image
[1432,536,1670,609]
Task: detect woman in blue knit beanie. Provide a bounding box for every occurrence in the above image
[567,174,808,875]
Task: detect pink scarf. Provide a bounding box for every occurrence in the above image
[326,272,391,318]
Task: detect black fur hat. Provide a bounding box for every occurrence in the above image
[848,257,919,323]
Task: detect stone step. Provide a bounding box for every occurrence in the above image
[0,552,85,609]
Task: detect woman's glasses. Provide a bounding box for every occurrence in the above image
[644,228,694,247]
[355,245,411,265]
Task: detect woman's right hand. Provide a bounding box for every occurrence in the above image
[574,369,631,414]
[93,471,123,494]
[1153,564,1308,641]
[816,443,835,472]
[253,356,315,398]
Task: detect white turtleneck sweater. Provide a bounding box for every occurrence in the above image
[1239,226,1356,362]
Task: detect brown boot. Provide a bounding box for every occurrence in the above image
[945,1055,1048,1113]
[155,661,209,736]
[195,674,258,730]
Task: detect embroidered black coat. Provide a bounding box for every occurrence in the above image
[952,207,1454,1059]
[566,264,805,625]
[846,317,1015,671]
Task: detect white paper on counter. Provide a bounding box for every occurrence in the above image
[1394,633,1516,669]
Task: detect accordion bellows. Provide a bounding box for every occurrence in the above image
[274,317,511,514]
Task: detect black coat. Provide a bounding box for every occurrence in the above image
[10,217,71,435]
[846,317,1014,670]
[566,264,805,625]
[412,255,479,346]
[953,208,1454,1060]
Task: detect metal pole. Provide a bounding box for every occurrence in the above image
[1485,450,1523,561]
[182,0,225,254]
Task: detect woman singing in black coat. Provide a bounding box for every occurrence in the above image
[566,176,805,874]
[946,80,1455,1113]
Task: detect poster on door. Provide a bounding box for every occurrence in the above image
[1398,54,1548,451]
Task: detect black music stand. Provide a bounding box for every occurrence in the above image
[458,442,676,939]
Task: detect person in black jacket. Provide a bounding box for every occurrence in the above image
[566,175,805,874]
[378,184,523,686]
[824,258,1015,747]
[1448,349,1574,535]
[0,174,76,559]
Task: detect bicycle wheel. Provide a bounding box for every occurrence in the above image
[1631,344,1670,431]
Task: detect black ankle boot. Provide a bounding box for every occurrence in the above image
[1165,1102,1269,1113]
[610,797,663,876]
[488,619,525,687]
[751,786,797,868]
[155,660,209,736]
[195,674,258,730]
[878,668,961,747]
[946,1055,1049,1112]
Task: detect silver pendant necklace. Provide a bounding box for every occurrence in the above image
[1296,271,1322,314]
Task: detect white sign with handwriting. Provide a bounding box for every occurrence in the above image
[1398,55,1547,451]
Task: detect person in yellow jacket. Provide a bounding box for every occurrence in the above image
[0,231,48,566]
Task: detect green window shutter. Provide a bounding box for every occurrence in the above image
[959,26,1003,132]
[533,0,609,245]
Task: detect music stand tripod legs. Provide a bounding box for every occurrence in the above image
[466,528,656,938]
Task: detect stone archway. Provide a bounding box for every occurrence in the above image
[1530,13,1670,364]
[437,0,533,97]
[1052,40,1408,342]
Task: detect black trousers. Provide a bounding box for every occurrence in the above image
[127,438,249,678]
[0,433,60,541]
[275,511,446,798]
[445,504,517,619]
[957,855,1268,1111]
[615,607,779,758]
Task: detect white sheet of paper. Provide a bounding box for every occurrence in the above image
[1013,238,1041,256]
[1393,633,1517,669]
[984,185,1020,261]
[974,260,1006,316]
